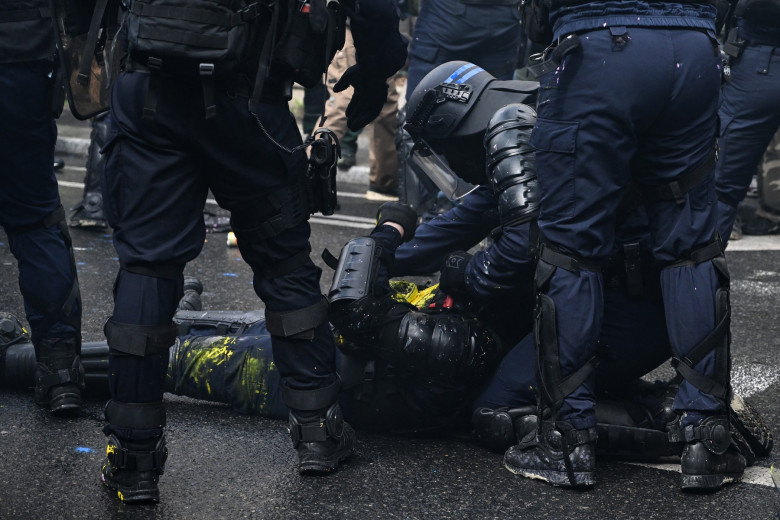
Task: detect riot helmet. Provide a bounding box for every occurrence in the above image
[404,61,538,195]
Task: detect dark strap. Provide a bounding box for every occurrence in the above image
[142,61,162,121]
[200,63,217,119]
[671,308,730,400]
[105,400,167,429]
[527,34,581,78]
[130,2,246,27]
[104,319,178,356]
[665,235,723,268]
[281,377,341,411]
[265,297,328,339]
[321,248,340,269]
[622,242,644,296]
[248,0,281,111]
[640,149,716,205]
[546,355,600,406]
[77,0,111,86]
[121,262,183,280]
[36,366,82,390]
[538,243,603,273]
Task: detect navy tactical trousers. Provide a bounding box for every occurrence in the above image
[473,283,670,411]
[103,71,336,405]
[530,27,723,428]
[0,61,79,340]
[715,41,780,243]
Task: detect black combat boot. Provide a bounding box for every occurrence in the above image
[504,420,597,488]
[101,401,168,503]
[34,336,84,416]
[283,381,354,474]
[676,416,746,491]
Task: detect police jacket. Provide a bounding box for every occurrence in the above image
[0,0,55,64]
[549,0,717,40]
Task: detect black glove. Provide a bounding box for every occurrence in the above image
[376,202,418,242]
[439,251,473,294]
[333,64,389,131]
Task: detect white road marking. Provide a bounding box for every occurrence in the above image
[622,462,775,488]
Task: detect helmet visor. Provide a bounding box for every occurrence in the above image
[409,143,478,201]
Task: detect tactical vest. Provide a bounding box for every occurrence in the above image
[124,0,345,116]
[0,0,55,64]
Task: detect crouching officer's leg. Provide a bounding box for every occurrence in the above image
[503,246,603,488]
[231,196,353,474]
[101,266,181,503]
[5,206,84,415]
[660,243,746,491]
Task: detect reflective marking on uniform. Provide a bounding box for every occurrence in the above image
[448,64,478,83]
[622,462,775,487]
[456,67,484,84]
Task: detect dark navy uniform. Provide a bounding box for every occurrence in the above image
[715,16,780,243]
[508,0,743,490]
[405,0,523,99]
[99,0,407,502]
[0,0,83,415]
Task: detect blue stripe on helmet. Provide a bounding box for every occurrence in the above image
[448,64,477,83]
[456,66,484,84]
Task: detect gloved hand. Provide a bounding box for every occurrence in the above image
[439,251,473,294]
[333,64,389,131]
[376,202,418,242]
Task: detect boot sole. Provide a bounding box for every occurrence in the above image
[102,474,160,503]
[504,459,595,488]
[299,450,352,475]
[49,393,82,417]
[681,472,742,492]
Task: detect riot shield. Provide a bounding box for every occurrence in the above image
[49,0,119,120]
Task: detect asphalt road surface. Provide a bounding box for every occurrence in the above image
[1,145,779,519]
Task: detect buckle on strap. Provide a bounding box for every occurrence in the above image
[36,367,81,389]
[527,34,582,78]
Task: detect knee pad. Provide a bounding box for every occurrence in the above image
[533,244,603,415]
[665,240,731,405]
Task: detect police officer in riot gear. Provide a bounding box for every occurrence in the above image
[97,0,407,504]
[715,0,780,245]
[0,1,84,416]
[506,0,744,491]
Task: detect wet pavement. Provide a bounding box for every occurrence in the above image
[1,121,779,518]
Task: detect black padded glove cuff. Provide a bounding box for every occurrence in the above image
[439,251,473,294]
[376,202,418,242]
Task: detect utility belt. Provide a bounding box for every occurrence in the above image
[723,26,780,61]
